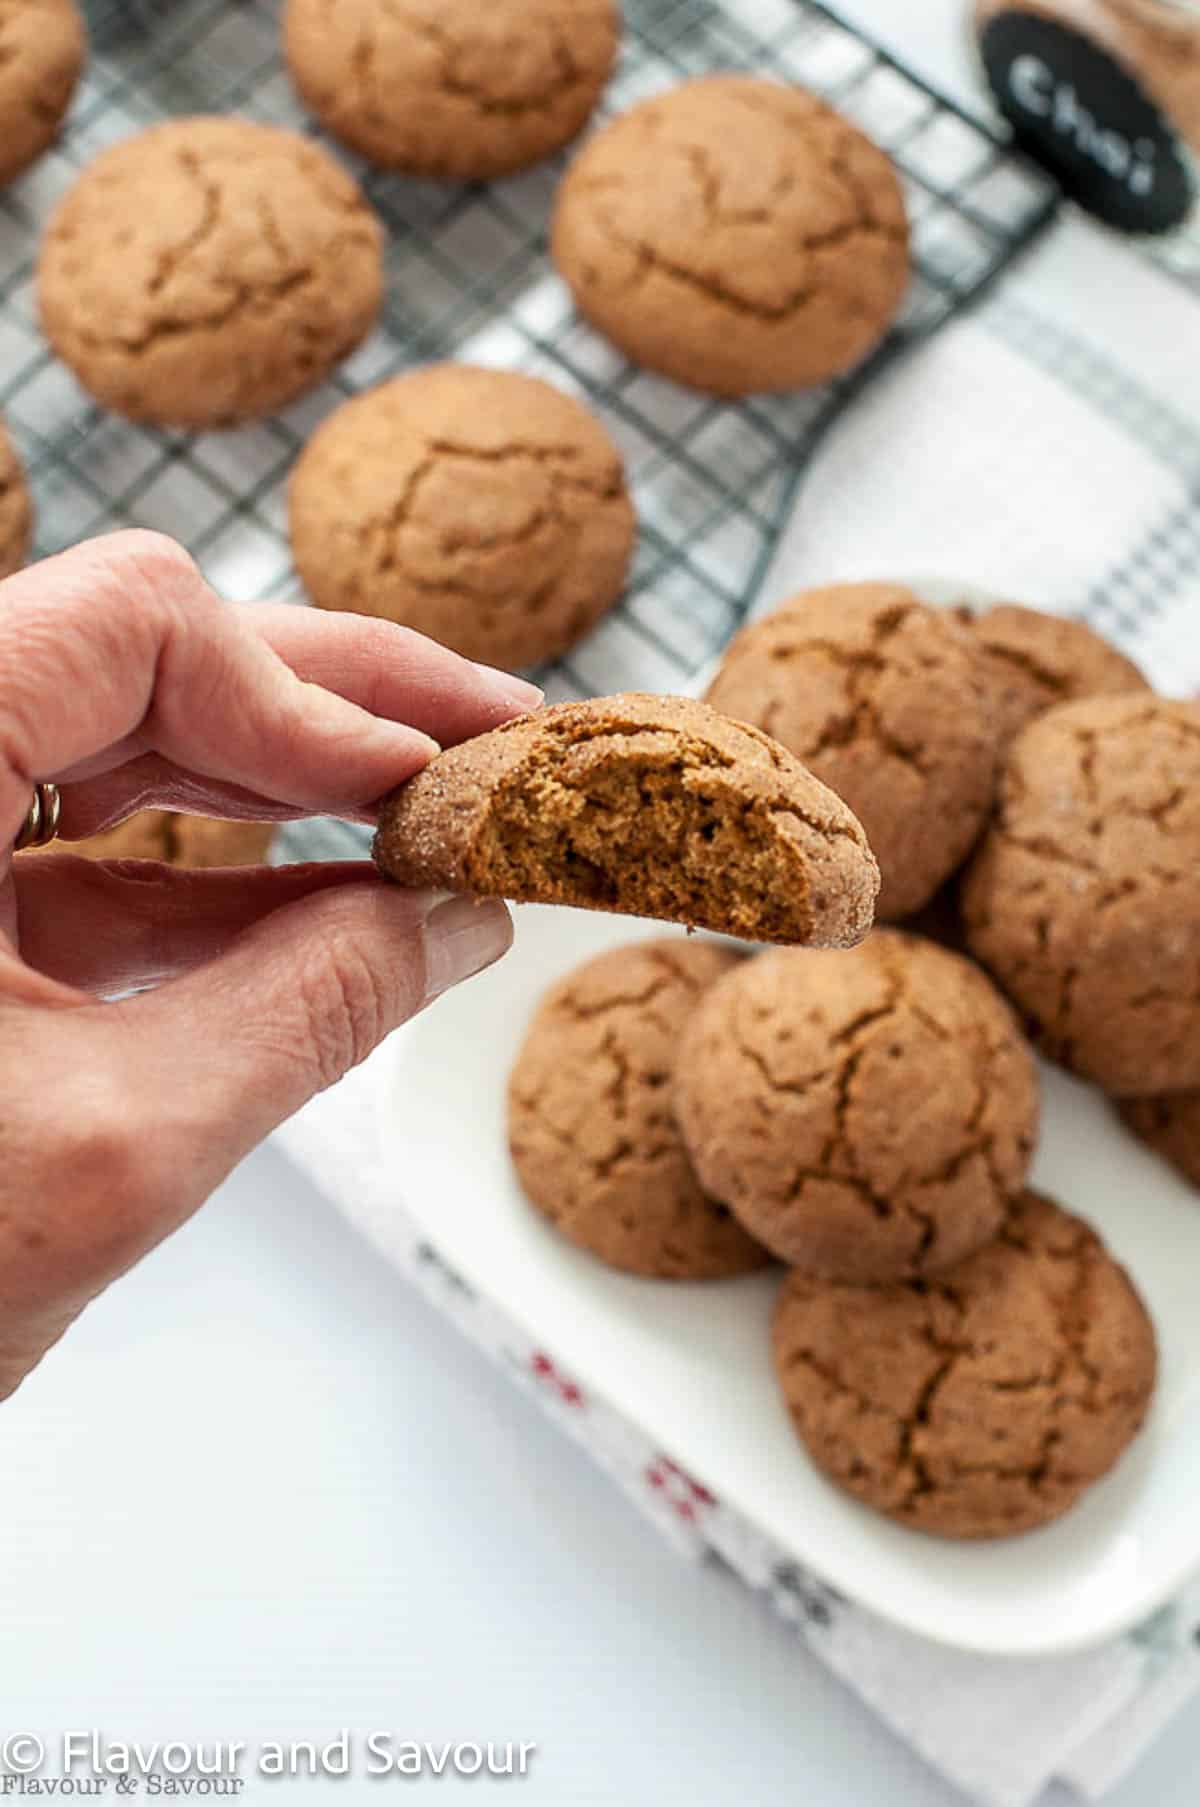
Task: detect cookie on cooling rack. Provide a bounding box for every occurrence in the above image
[373,692,880,946]
[289,365,636,672]
[0,0,85,189]
[37,118,383,428]
[674,930,1039,1284]
[284,0,620,179]
[0,419,32,579]
[509,939,770,1279]
[552,75,910,396]
[772,1189,1157,1538]
[705,582,1002,920]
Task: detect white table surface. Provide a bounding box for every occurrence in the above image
[9,3,1200,1802]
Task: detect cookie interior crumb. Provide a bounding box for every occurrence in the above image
[374,695,879,946]
[468,745,823,940]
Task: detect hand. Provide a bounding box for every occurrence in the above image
[0,531,536,1400]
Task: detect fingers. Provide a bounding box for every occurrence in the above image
[11,854,389,991]
[246,602,542,744]
[54,756,340,839]
[118,878,511,1182]
[0,532,443,847]
[53,602,545,836]
[56,610,543,790]
[0,876,510,1401]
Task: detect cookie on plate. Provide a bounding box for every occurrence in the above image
[509,939,769,1278]
[289,365,635,671]
[21,811,274,868]
[1117,1092,1200,1191]
[284,0,619,179]
[552,75,909,396]
[37,118,383,428]
[772,1189,1158,1538]
[373,692,879,946]
[956,602,1151,753]
[705,583,1002,920]
[963,695,1200,1096]
[0,420,32,578]
[674,930,1038,1283]
[0,0,85,189]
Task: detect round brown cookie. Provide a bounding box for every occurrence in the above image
[0,419,31,578]
[21,811,274,868]
[284,0,619,180]
[1117,1092,1200,1191]
[771,1189,1157,1539]
[508,939,769,1278]
[551,76,909,397]
[674,930,1038,1283]
[705,583,1002,920]
[955,602,1151,754]
[289,365,635,671]
[963,695,1200,1096]
[37,118,383,428]
[0,0,85,189]
[373,692,879,947]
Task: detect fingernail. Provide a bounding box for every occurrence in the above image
[470,662,544,713]
[407,728,442,760]
[422,893,513,1001]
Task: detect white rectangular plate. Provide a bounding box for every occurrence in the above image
[377,903,1200,1659]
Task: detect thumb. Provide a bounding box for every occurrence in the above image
[0,880,510,1403]
[122,878,511,1193]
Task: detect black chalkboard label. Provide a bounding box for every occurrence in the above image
[980,11,1194,233]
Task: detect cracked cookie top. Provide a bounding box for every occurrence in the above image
[772,1189,1157,1538]
[551,75,910,397]
[373,691,880,946]
[0,419,31,578]
[508,938,769,1279]
[962,694,1200,1096]
[1118,1090,1200,1191]
[956,602,1151,755]
[37,117,384,428]
[674,929,1039,1283]
[0,0,84,189]
[284,0,619,179]
[289,364,636,672]
[706,583,1003,920]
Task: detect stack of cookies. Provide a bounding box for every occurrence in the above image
[508,919,1157,1542]
[496,583,1177,1542]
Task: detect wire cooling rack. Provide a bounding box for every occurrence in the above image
[0,0,1058,707]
